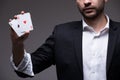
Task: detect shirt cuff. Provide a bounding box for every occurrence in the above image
[10,51,34,76]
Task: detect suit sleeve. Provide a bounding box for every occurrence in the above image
[30,27,56,74]
[13,26,56,78]
[14,26,56,78]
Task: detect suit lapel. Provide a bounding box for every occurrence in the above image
[106,20,118,72]
[73,21,83,74]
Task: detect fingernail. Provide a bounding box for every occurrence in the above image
[21,11,25,14]
[9,19,12,22]
[14,15,17,19]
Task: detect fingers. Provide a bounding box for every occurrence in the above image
[9,10,28,43]
[21,11,25,14]
[18,32,30,41]
[9,10,25,36]
[9,19,12,22]
[10,30,30,45]
[14,15,18,19]
[10,11,25,20]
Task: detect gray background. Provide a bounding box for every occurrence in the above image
[0,0,120,80]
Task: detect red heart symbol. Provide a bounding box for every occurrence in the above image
[23,20,27,24]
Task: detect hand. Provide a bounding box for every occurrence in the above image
[10,27,30,46]
[10,11,30,45]
[9,11,30,66]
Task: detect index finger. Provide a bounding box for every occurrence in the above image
[21,11,25,14]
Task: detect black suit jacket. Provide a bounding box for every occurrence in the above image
[16,20,120,80]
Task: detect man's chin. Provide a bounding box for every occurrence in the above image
[83,13,98,19]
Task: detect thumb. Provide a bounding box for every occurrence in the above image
[18,31,30,41]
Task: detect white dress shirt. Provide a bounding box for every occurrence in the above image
[82,15,109,80]
[10,15,110,80]
[10,51,34,76]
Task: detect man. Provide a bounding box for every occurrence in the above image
[10,0,120,80]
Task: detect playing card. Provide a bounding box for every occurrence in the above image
[17,12,33,32]
[9,12,34,37]
[9,19,26,37]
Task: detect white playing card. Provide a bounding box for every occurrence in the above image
[17,12,33,32]
[9,19,26,37]
[9,12,34,37]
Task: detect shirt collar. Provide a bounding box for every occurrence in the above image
[82,15,110,31]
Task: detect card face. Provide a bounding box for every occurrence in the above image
[9,12,33,37]
[17,12,33,32]
[9,19,25,37]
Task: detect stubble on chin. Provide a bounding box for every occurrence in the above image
[78,6,104,20]
[81,8,99,19]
